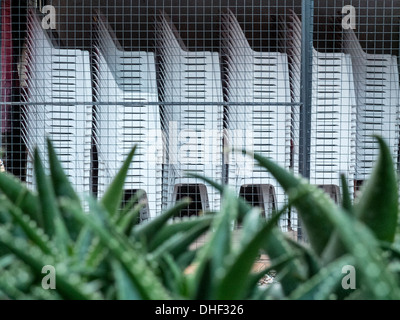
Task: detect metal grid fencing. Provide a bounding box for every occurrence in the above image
[1,0,400,239]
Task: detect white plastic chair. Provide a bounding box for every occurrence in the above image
[93,14,163,220]
[156,12,224,214]
[343,29,399,181]
[22,10,92,197]
[221,10,292,229]
[282,10,356,197]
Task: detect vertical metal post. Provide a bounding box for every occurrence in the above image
[0,0,2,148]
[299,0,313,179]
[298,0,314,241]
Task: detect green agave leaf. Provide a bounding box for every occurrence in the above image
[0,200,11,225]
[81,197,140,269]
[190,187,240,299]
[85,237,108,269]
[47,139,82,241]
[2,199,53,255]
[285,237,321,278]
[344,288,375,300]
[0,229,95,300]
[292,182,400,300]
[251,285,283,300]
[187,172,252,222]
[115,197,144,236]
[176,249,198,274]
[186,172,224,194]
[246,253,296,296]
[320,175,355,267]
[80,194,122,269]
[320,136,400,296]
[120,189,144,215]
[176,244,203,272]
[262,187,332,294]
[28,286,61,300]
[0,278,31,300]
[340,174,353,214]
[150,220,210,261]
[114,189,144,230]
[73,226,94,264]
[133,198,191,245]
[251,150,334,255]
[321,231,346,266]
[34,148,56,237]
[380,241,400,260]
[68,195,131,269]
[239,207,263,247]
[148,216,213,252]
[47,139,81,204]
[0,171,42,228]
[116,205,142,236]
[262,283,286,300]
[354,136,398,243]
[0,254,15,270]
[34,148,70,258]
[101,146,137,218]
[216,208,285,300]
[388,260,400,276]
[57,194,104,269]
[0,263,60,300]
[160,253,187,297]
[111,259,141,300]
[64,197,170,300]
[289,255,355,300]
[0,240,10,258]
[262,228,307,295]
[149,232,185,261]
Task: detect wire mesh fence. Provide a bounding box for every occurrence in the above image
[1,0,399,240]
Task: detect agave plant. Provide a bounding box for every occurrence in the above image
[179,135,400,300]
[1,135,400,300]
[0,140,213,299]
[0,139,290,300]
[250,135,400,299]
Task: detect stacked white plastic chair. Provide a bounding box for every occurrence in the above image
[283,10,356,198]
[222,10,291,228]
[278,11,302,178]
[342,28,399,182]
[156,12,224,213]
[22,10,92,197]
[93,14,163,220]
